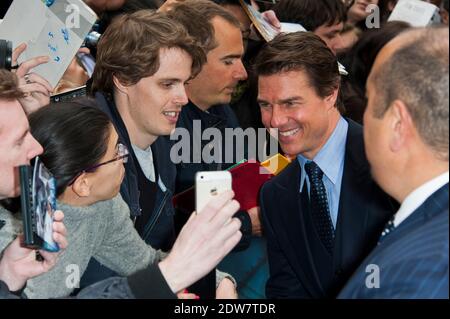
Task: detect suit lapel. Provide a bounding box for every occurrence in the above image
[333,120,372,271]
[383,183,449,247]
[273,162,326,297]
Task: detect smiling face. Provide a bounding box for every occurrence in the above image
[186,16,248,110]
[258,70,340,159]
[117,47,193,148]
[0,99,43,199]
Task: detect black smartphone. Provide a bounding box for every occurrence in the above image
[19,157,59,252]
[50,85,87,103]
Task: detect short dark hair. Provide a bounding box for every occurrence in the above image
[371,27,449,160]
[91,10,206,97]
[0,69,23,101]
[167,0,241,53]
[340,21,410,123]
[29,100,112,196]
[254,32,343,110]
[273,0,346,32]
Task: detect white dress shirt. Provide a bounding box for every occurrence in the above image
[394,171,449,227]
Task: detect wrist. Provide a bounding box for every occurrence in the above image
[0,258,26,292]
[158,258,185,294]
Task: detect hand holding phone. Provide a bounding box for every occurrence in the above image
[192,171,232,299]
[19,157,59,252]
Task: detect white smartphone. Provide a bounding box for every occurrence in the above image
[195,171,232,214]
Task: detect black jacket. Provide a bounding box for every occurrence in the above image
[174,101,252,250]
[79,93,177,288]
[0,265,176,299]
[95,92,176,249]
[261,119,397,298]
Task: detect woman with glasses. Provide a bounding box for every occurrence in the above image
[24,101,235,298]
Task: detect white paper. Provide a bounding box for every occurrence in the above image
[0,0,97,87]
[388,0,440,27]
[280,23,307,34]
[239,0,279,42]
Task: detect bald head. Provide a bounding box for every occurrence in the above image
[371,27,449,78]
[368,27,449,160]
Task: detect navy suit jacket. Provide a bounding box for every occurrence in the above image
[260,119,397,298]
[339,183,449,299]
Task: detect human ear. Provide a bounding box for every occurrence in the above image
[325,88,339,110]
[71,173,92,197]
[112,75,129,95]
[388,100,413,153]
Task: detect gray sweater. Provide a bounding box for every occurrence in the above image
[0,205,22,255]
[1,195,233,298]
[25,194,163,298]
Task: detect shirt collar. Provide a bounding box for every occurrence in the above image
[132,144,156,183]
[393,171,449,227]
[297,117,348,192]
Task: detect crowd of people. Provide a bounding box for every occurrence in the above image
[0,0,448,299]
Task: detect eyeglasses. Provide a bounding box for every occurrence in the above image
[68,143,129,186]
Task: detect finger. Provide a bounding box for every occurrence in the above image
[53,210,65,222]
[52,220,67,237]
[208,199,240,229]
[21,73,53,92]
[16,56,50,78]
[53,232,68,249]
[19,83,51,97]
[78,47,90,55]
[12,43,27,65]
[222,230,243,255]
[198,190,235,222]
[212,217,242,248]
[177,293,197,299]
[37,250,58,270]
[262,10,281,29]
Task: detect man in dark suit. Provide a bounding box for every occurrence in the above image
[255,32,396,298]
[339,27,449,299]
